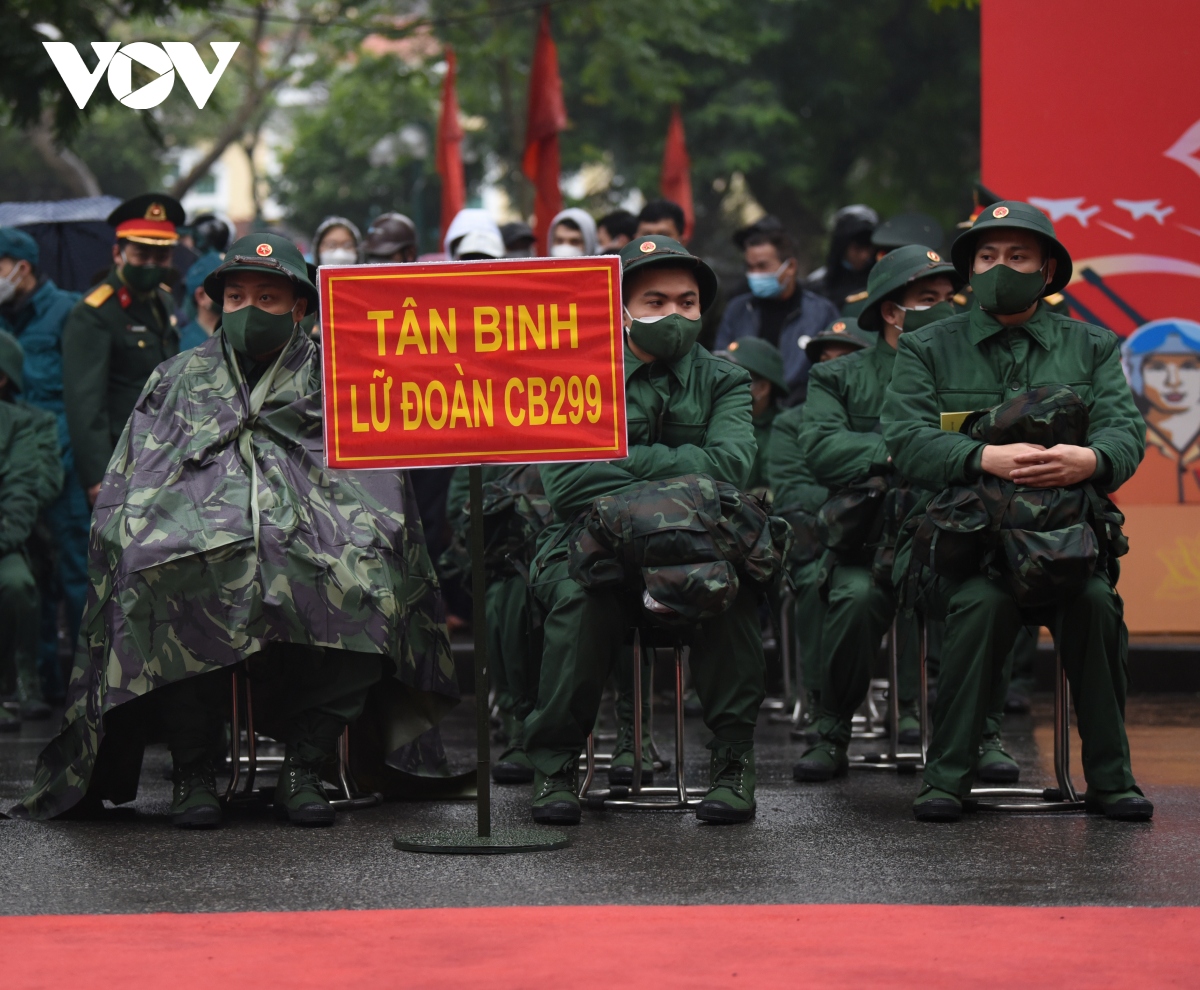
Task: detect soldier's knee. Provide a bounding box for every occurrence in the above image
[1067,575,1121,622]
[945,575,1016,621]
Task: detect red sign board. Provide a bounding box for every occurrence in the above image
[319,256,626,469]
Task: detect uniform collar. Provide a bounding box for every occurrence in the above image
[967,300,1055,348]
[27,277,58,316]
[623,335,696,386]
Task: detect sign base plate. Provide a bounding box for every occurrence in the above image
[393,827,570,855]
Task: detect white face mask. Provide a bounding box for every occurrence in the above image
[319,246,358,266]
[550,243,584,258]
[0,263,24,306]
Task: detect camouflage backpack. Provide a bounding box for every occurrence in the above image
[568,474,792,625]
[815,474,890,558]
[774,504,823,566]
[911,385,1127,608]
[439,465,554,583]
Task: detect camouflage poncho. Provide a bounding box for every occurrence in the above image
[12,329,458,819]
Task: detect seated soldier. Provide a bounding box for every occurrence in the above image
[883,201,1151,822]
[769,321,870,735]
[443,464,550,785]
[0,331,62,731]
[11,233,458,828]
[792,246,961,782]
[523,235,764,826]
[719,337,788,499]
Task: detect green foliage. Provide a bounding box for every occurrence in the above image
[272,54,444,249]
[0,0,214,141]
[432,0,979,269]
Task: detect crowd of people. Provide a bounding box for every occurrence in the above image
[0,183,1154,828]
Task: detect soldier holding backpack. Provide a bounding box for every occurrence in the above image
[882,201,1152,823]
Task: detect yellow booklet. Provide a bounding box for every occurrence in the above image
[939,410,976,433]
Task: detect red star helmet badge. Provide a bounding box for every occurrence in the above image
[256,243,273,256]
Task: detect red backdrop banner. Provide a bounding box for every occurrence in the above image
[319,257,626,470]
[983,0,1200,631]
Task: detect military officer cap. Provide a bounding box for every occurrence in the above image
[106,193,185,246]
[950,200,1073,296]
[804,317,872,362]
[362,213,417,257]
[872,212,944,251]
[857,244,961,332]
[720,337,787,391]
[618,234,719,312]
[0,329,24,393]
[204,232,319,310]
[0,227,39,266]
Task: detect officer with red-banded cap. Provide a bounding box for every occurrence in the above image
[63,193,184,505]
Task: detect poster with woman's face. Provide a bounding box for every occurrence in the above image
[1122,320,1200,505]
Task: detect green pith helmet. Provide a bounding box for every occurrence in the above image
[857,244,961,332]
[0,329,24,392]
[872,212,944,251]
[619,234,719,312]
[205,232,319,310]
[804,317,872,363]
[950,200,1073,296]
[721,337,787,391]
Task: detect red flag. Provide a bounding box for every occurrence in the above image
[521,9,567,254]
[660,106,694,242]
[436,47,466,248]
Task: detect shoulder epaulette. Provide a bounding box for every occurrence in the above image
[84,283,114,308]
[844,290,869,304]
[1044,292,1064,305]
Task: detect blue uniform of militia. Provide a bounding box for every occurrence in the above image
[0,230,86,703]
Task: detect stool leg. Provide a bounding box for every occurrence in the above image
[337,727,354,801]
[887,620,900,763]
[579,733,595,797]
[918,617,929,768]
[632,628,644,796]
[243,673,257,796]
[1054,648,1079,802]
[674,645,686,805]
[225,670,242,801]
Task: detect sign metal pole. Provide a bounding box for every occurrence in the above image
[393,465,568,854]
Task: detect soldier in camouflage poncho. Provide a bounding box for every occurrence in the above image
[11,233,458,828]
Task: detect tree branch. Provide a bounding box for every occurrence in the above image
[28,110,102,198]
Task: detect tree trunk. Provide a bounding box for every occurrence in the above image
[28,113,102,198]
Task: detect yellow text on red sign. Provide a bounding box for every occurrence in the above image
[320,256,626,469]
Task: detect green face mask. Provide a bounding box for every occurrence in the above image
[122,263,171,294]
[221,304,297,359]
[971,263,1047,315]
[901,301,956,332]
[626,312,702,363]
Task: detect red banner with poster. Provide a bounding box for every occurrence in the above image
[983,0,1200,631]
[319,256,626,469]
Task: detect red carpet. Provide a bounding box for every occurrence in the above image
[2,903,1196,988]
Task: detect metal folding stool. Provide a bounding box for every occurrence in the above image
[914,617,1085,813]
[850,618,925,773]
[224,666,381,810]
[579,625,707,811]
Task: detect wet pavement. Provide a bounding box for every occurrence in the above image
[2,694,1198,915]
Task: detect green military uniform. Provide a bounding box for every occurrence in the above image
[63,195,183,489]
[793,248,963,779]
[719,336,788,496]
[13,234,458,828]
[882,201,1150,821]
[523,235,764,825]
[767,404,827,714]
[0,331,63,730]
[444,464,546,783]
